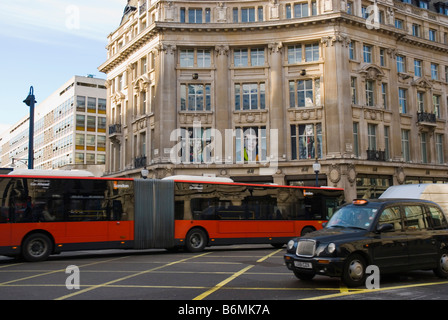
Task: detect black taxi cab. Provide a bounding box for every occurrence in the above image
[284,199,448,287]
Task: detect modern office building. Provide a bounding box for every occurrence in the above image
[99,0,448,201]
[0,76,107,176]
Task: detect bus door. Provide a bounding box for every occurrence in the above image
[108,199,131,243]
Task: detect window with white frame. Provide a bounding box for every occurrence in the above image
[234,48,265,67]
[235,126,267,163]
[289,78,321,108]
[234,82,266,110]
[180,84,211,111]
[290,123,322,160]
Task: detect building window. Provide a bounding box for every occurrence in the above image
[365,80,375,107]
[180,84,212,111]
[87,97,96,113]
[436,134,444,164]
[289,78,321,108]
[98,99,106,114]
[351,77,357,104]
[180,49,194,67]
[429,29,437,42]
[288,45,302,64]
[414,59,422,77]
[87,116,96,132]
[349,42,355,60]
[384,126,390,160]
[290,123,322,160]
[367,123,377,151]
[381,83,388,109]
[399,88,407,114]
[75,133,85,150]
[179,126,212,164]
[363,45,372,63]
[379,48,386,67]
[305,43,319,62]
[236,126,267,163]
[76,96,86,112]
[250,48,265,66]
[76,115,85,131]
[431,63,439,80]
[234,48,265,67]
[180,48,212,68]
[294,3,309,18]
[421,132,428,163]
[188,9,202,23]
[417,92,425,112]
[396,55,405,73]
[86,135,95,151]
[433,95,441,118]
[234,49,248,67]
[353,122,359,157]
[241,8,256,22]
[235,83,266,110]
[197,49,211,68]
[287,42,319,64]
[395,19,404,29]
[401,129,411,162]
[412,24,421,37]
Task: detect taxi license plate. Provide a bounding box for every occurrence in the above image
[294,261,312,269]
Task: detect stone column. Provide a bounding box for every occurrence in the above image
[154,42,177,163]
[214,45,230,162]
[268,42,284,162]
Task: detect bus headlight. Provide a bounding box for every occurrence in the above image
[327,243,336,254]
[287,240,295,251]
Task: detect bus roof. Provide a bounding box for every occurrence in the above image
[162,175,234,183]
[8,169,95,177]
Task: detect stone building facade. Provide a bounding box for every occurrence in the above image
[99,0,448,201]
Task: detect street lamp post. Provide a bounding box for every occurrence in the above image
[23,87,36,170]
[312,158,321,187]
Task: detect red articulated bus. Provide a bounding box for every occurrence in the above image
[0,170,344,261]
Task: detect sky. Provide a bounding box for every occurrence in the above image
[0,0,126,135]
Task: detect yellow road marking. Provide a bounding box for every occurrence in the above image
[0,256,129,286]
[55,252,211,300]
[193,265,254,300]
[302,280,448,300]
[193,249,283,300]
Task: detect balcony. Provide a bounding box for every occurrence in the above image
[417,112,436,124]
[366,149,386,161]
[417,112,437,132]
[109,124,122,135]
[134,155,147,168]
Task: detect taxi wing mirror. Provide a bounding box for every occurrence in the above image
[376,223,394,233]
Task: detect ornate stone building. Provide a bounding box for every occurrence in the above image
[99,0,448,201]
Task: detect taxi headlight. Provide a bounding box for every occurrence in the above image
[327,243,336,254]
[287,240,295,251]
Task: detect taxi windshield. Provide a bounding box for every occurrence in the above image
[326,205,378,230]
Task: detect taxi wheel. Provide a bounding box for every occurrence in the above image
[433,250,448,278]
[341,254,366,287]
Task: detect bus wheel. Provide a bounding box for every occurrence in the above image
[300,227,315,236]
[185,228,207,253]
[22,233,53,262]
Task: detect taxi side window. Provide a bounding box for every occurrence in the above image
[378,206,402,231]
[404,205,427,230]
[428,206,448,229]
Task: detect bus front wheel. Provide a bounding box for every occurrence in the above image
[22,233,53,262]
[185,228,207,253]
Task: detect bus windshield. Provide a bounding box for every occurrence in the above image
[326,205,377,230]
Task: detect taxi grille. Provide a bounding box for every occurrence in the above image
[296,240,316,257]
